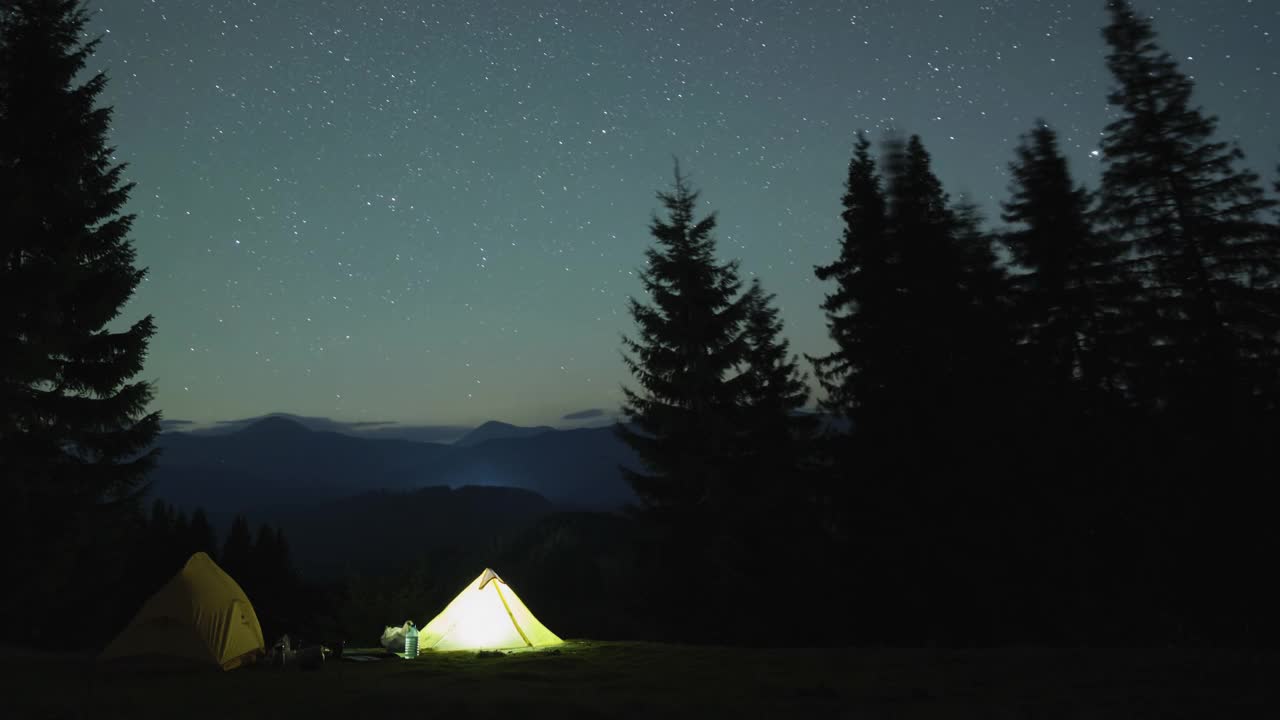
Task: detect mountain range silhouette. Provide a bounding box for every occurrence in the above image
[148,414,638,513]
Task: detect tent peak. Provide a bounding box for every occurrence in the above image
[186,551,213,565]
[478,568,503,589]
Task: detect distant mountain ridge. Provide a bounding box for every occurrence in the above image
[173,412,580,445]
[147,415,639,514]
[242,415,312,434]
[455,420,556,446]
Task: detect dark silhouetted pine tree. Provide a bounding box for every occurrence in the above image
[889,143,1018,644]
[618,163,751,518]
[617,162,753,642]
[808,132,901,642]
[221,515,255,583]
[880,135,1012,468]
[736,279,814,483]
[0,0,160,642]
[948,193,1017,413]
[882,134,960,453]
[147,498,174,538]
[141,499,178,584]
[186,508,219,563]
[807,134,904,636]
[810,132,890,435]
[998,121,1151,642]
[171,509,190,550]
[811,133,1017,644]
[1100,0,1280,421]
[1002,121,1134,407]
[248,523,297,637]
[252,523,296,585]
[726,279,824,638]
[1097,0,1280,644]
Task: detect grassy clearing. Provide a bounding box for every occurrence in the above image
[7,641,1275,719]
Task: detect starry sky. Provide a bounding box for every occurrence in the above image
[88,0,1278,429]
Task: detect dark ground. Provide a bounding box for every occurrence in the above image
[6,641,1276,719]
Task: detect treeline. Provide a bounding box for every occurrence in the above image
[92,503,306,646]
[618,0,1280,647]
[139,503,304,639]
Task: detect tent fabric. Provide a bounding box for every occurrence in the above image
[99,552,265,671]
[420,568,563,651]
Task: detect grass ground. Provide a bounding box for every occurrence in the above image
[6,641,1276,719]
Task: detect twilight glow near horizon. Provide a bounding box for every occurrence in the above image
[91,1,1277,427]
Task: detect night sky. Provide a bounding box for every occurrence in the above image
[88,1,1278,429]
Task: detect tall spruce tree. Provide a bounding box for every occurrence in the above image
[731,279,815,552]
[186,508,219,562]
[1099,0,1280,420]
[858,135,1020,643]
[884,134,959,436]
[999,121,1148,641]
[949,195,1014,388]
[171,509,190,549]
[144,499,176,570]
[1098,0,1280,644]
[881,135,1011,455]
[0,0,160,641]
[252,523,296,581]
[736,278,813,482]
[728,278,825,637]
[617,162,752,643]
[617,163,751,518]
[221,515,255,582]
[1002,121,1136,409]
[807,132,901,617]
[810,132,890,435]
[147,498,174,538]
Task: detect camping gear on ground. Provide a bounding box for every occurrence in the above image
[265,636,330,670]
[419,568,563,651]
[99,552,265,671]
[297,645,325,670]
[379,622,414,653]
[404,621,419,659]
[269,635,294,667]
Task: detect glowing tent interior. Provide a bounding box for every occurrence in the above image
[100,552,265,670]
[420,568,563,651]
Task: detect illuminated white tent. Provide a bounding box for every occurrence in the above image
[420,569,563,651]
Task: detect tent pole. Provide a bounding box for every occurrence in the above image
[493,583,533,648]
